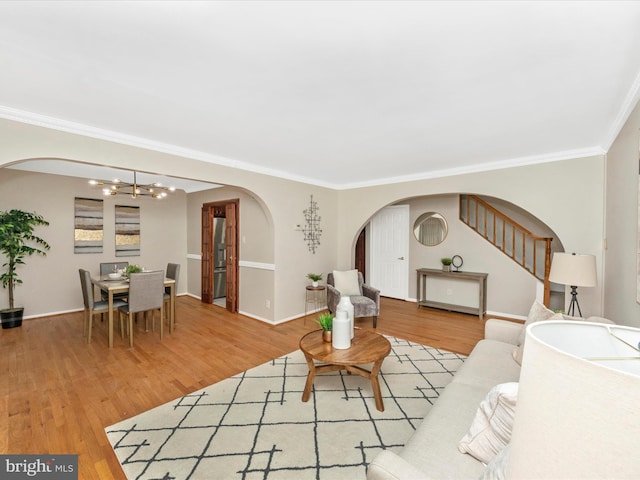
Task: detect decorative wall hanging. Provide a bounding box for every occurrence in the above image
[115,205,140,257]
[74,197,103,254]
[302,195,322,254]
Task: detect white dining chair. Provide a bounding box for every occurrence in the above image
[118,271,164,348]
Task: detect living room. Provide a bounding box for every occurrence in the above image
[2,2,640,479]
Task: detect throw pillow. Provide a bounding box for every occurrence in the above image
[458,382,519,464]
[512,312,564,365]
[516,300,556,346]
[332,269,362,297]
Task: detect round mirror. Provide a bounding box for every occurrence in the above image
[413,212,448,246]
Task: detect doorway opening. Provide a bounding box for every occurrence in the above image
[201,199,239,312]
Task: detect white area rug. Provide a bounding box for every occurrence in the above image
[106,336,465,480]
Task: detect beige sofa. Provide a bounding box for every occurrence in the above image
[367,310,615,480]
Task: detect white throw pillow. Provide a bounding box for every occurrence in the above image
[512,312,564,365]
[458,383,518,464]
[516,300,555,346]
[332,269,362,296]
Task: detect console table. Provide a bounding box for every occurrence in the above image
[416,268,487,319]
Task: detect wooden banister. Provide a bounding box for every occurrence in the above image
[459,194,553,306]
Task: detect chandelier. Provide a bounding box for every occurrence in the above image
[89,171,175,199]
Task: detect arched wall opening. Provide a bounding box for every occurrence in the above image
[352,192,566,318]
[0,158,277,322]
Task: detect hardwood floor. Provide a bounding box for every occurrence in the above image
[0,296,485,479]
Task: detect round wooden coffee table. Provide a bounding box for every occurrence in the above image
[299,329,391,411]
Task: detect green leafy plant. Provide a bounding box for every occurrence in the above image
[441,257,453,266]
[307,273,323,282]
[0,209,50,311]
[316,312,333,331]
[125,265,142,277]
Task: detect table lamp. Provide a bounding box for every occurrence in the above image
[548,252,596,316]
[509,321,640,478]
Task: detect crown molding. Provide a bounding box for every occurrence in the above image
[0,104,607,191]
[334,146,607,190]
[0,105,335,189]
[601,68,640,152]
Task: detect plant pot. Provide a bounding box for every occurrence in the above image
[442,265,451,272]
[322,330,332,343]
[1,307,24,329]
[312,281,319,288]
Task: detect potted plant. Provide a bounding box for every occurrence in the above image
[316,312,333,342]
[124,264,142,277]
[0,209,50,329]
[307,272,323,287]
[441,257,452,272]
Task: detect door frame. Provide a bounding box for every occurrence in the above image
[201,199,239,312]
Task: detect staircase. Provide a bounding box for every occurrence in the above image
[459,194,553,306]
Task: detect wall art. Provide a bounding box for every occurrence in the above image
[302,194,322,254]
[74,197,103,254]
[115,205,140,257]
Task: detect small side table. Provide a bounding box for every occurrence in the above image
[304,285,327,324]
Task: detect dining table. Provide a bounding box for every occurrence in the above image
[92,274,176,348]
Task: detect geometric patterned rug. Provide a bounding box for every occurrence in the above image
[105,335,465,480]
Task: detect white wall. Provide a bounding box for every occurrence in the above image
[186,185,276,321]
[0,118,608,322]
[338,156,606,318]
[605,99,640,327]
[404,195,539,317]
[0,118,339,323]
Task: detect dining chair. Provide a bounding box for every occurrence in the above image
[164,262,180,331]
[79,268,126,343]
[99,261,129,301]
[118,270,164,348]
[99,261,129,276]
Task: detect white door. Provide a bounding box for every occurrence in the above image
[370,205,409,299]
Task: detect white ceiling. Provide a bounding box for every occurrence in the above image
[2,1,640,189]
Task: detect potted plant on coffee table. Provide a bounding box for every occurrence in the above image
[317,312,333,342]
[0,209,50,328]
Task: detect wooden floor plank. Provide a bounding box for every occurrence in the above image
[0,295,485,479]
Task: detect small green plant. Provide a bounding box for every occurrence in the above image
[441,257,452,266]
[125,265,142,277]
[307,273,323,282]
[316,312,333,331]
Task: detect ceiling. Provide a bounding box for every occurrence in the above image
[2,1,640,190]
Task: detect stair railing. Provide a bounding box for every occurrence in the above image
[459,194,553,305]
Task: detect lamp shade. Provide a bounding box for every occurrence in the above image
[548,252,596,287]
[508,321,640,478]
